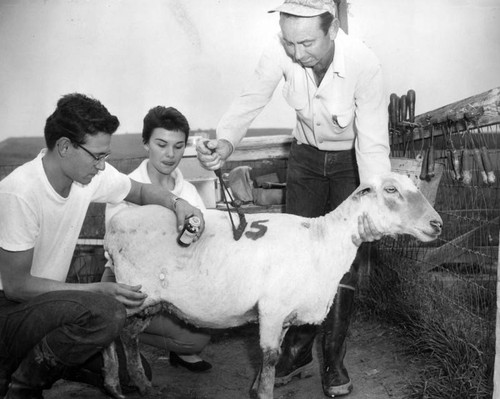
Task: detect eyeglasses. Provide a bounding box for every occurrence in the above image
[74,142,110,164]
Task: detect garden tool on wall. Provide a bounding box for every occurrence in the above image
[465,118,488,185]
[389,93,399,155]
[461,122,473,186]
[427,123,436,179]
[419,141,429,181]
[444,121,461,181]
[466,109,496,185]
[479,126,496,184]
[419,120,435,181]
[399,94,407,155]
[407,89,416,124]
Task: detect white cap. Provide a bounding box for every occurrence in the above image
[269,0,336,17]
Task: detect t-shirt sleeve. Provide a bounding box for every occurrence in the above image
[0,193,38,251]
[91,163,132,204]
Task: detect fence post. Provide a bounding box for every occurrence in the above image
[495,241,500,399]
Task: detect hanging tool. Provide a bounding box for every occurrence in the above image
[444,121,461,181]
[405,89,418,159]
[399,94,408,156]
[207,143,247,240]
[388,94,397,156]
[407,89,416,123]
[400,94,407,122]
[465,119,488,185]
[419,143,429,181]
[427,124,435,179]
[389,93,398,130]
[460,121,473,186]
[477,124,496,184]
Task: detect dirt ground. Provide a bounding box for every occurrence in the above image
[45,318,420,399]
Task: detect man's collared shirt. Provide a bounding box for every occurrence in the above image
[217,29,390,182]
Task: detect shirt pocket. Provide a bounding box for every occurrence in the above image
[282,82,308,111]
[329,103,355,132]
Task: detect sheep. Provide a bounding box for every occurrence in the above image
[102,172,442,399]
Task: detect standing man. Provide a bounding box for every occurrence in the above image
[0,93,204,398]
[196,0,390,396]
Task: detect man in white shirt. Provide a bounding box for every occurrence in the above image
[197,0,390,396]
[0,93,204,398]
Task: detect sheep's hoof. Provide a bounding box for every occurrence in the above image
[127,371,152,396]
[137,382,153,396]
[103,382,125,399]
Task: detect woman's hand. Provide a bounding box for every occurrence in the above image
[173,198,205,238]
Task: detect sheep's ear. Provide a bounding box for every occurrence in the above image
[352,186,373,201]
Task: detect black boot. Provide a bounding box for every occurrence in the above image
[5,338,67,399]
[274,324,317,386]
[321,285,356,397]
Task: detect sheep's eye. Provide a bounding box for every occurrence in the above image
[385,186,397,194]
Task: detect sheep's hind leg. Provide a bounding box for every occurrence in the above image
[121,316,154,395]
[102,341,125,399]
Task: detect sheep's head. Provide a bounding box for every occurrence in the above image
[352,173,442,242]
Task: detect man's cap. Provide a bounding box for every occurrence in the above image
[268,0,336,17]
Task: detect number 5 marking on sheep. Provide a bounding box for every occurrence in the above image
[244,220,269,240]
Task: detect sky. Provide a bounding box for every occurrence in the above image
[0,0,499,141]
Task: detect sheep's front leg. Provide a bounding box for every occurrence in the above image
[102,341,125,399]
[121,316,154,395]
[252,319,288,399]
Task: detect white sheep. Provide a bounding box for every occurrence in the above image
[102,172,442,399]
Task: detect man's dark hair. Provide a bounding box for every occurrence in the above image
[44,93,120,150]
[142,106,190,145]
[281,12,335,35]
[318,12,335,35]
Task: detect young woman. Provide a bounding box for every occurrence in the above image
[105,106,211,373]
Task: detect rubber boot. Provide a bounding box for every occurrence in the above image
[274,324,317,386]
[5,338,67,399]
[321,285,356,397]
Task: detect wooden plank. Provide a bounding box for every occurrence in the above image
[393,86,500,145]
[230,135,293,161]
[415,86,500,128]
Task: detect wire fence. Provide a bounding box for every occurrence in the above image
[363,121,499,398]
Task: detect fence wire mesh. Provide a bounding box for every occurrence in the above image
[364,121,499,398]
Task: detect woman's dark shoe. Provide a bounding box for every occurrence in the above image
[169,352,212,373]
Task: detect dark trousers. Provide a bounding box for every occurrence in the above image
[286,139,359,218]
[286,139,360,288]
[0,290,126,382]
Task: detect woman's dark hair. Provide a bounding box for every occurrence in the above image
[142,106,190,144]
[44,93,119,150]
